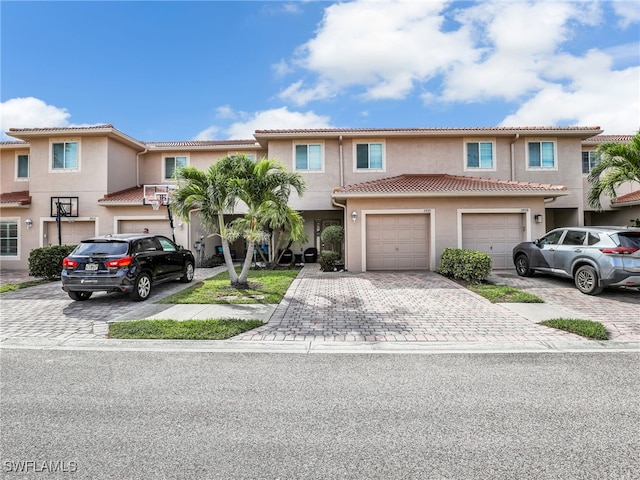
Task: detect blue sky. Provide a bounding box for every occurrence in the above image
[1,0,638,142]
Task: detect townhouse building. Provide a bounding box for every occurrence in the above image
[1,125,638,273]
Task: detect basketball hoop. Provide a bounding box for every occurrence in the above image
[149,200,160,211]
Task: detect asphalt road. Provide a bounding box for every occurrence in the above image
[1,350,638,479]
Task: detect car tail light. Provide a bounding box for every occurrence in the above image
[599,246,639,254]
[62,258,78,268]
[105,256,134,268]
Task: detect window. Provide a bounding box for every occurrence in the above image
[164,156,187,179]
[51,141,79,170]
[527,140,556,169]
[465,141,494,169]
[582,151,601,174]
[0,220,18,257]
[355,142,384,170]
[295,144,323,171]
[561,230,586,246]
[538,229,564,246]
[16,154,29,179]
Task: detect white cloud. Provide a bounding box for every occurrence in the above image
[0,97,71,138]
[282,0,475,103]
[195,107,333,140]
[226,107,333,138]
[612,0,640,27]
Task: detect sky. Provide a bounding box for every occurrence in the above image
[1,0,639,143]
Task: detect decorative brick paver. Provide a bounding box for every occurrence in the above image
[233,266,599,342]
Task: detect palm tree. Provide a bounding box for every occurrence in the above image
[172,155,306,288]
[223,155,306,286]
[587,132,640,210]
[171,164,242,284]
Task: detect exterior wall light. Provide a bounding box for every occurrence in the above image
[351,211,357,223]
[25,218,33,229]
[534,214,543,224]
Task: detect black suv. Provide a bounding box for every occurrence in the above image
[61,234,195,301]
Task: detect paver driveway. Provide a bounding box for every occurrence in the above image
[233,266,640,342]
[1,265,638,342]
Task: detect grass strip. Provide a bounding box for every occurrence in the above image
[109,318,264,340]
[159,268,299,304]
[540,318,608,340]
[0,280,50,293]
[468,284,543,303]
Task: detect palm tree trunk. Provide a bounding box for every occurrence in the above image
[218,212,239,284]
[236,240,255,287]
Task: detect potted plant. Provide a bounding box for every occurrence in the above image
[320,225,345,271]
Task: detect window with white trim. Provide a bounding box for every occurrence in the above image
[527,140,556,169]
[465,140,495,169]
[294,143,323,171]
[164,155,188,180]
[355,141,384,170]
[51,140,79,171]
[16,154,29,179]
[582,150,601,174]
[0,220,18,257]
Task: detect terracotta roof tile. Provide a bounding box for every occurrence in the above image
[333,174,567,195]
[145,140,258,147]
[9,125,114,133]
[256,126,601,135]
[583,134,633,144]
[611,189,640,205]
[99,186,144,203]
[0,191,32,206]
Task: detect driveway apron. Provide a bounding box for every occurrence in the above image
[234,267,589,342]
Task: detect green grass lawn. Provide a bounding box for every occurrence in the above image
[159,268,299,304]
[468,284,543,303]
[109,318,264,340]
[0,279,51,293]
[540,318,608,340]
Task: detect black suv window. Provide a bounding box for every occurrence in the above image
[561,230,586,246]
[157,236,177,252]
[135,238,159,253]
[74,241,128,256]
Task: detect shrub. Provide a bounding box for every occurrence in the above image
[28,244,76,279]
[319,250,341,272]
[321,225,344,252]
[437,247,492,283]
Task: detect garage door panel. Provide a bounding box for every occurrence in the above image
[462,213,524,269]
[366,214,429,270]
[46,221,95,246]
[119,220,173,237]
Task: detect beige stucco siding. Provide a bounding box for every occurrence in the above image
[107,138,138,194]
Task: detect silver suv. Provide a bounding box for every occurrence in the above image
[512,226,640,295]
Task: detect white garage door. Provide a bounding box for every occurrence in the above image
[366,214,429,270]
[461,213,524,269]
[118,219,174,237]
[45,220,95,246]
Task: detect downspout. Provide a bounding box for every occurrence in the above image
[136,147,148,188]
[509,134,519,181]
[339,135,344,187]
[332,198,348,270]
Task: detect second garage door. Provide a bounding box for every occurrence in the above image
[118,219,174,237]
[366,214,429,270]
[461,213,524,269]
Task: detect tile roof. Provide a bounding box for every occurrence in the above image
[256,126,601,134]
[583,134,634,144]
[333,174,567,196]
[0,191,32,206]
[611,189,640,206]
[9,124,114,133]
[98,186,145,204]
[144,140,260,149]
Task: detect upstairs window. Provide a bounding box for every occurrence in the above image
[51,141,79,171]
[164,156,187,180]
[0,220,18,257]
[295,144,323,171]
[582,151,601,174]
[355,142,384,170]
[527,140,556,169]
[465,141,494,169]
[16,154,29,179]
